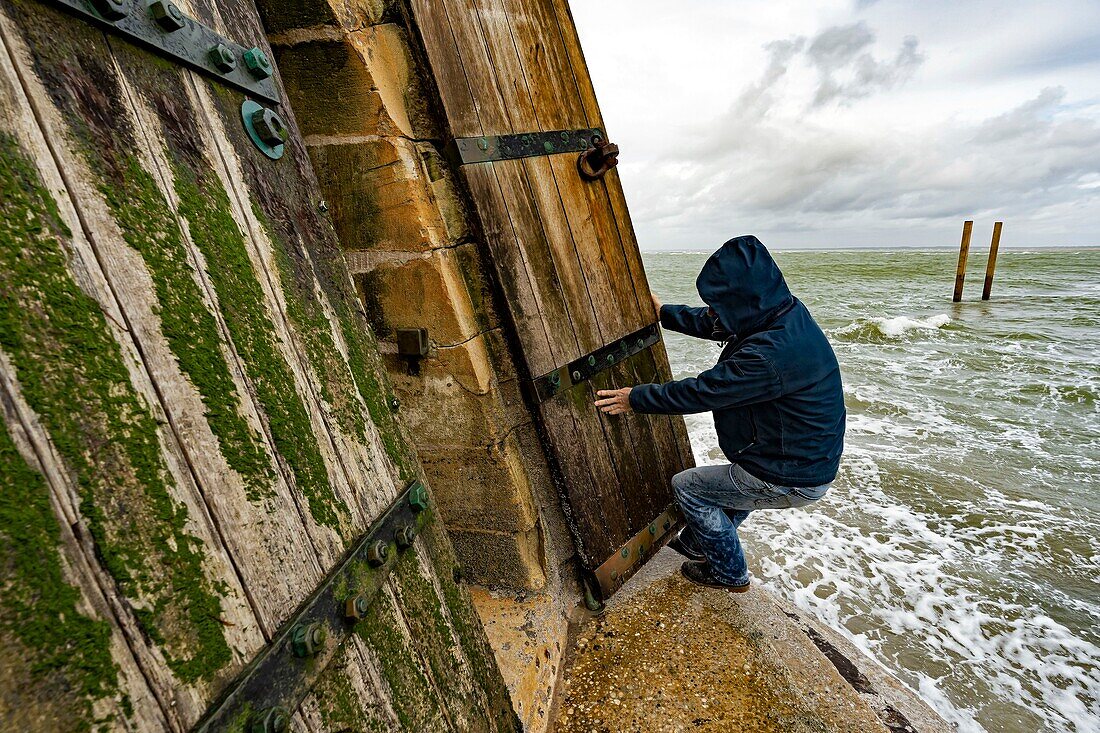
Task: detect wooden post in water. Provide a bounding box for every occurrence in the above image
[982,221,1004,300]
[953,220,974,302]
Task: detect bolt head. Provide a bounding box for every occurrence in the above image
[243,47,273,79]
[572,370,581,381]
[389,397,400,412]
[150,0,185,31]
[209,43,237,72]
[249,706,290,733]
[478,137,489,151]
[408,483,429,513]
[396,524,417,549]
[543,141,555,153]
[366,540,389,567]
[649,524,657,535]
[587,355,596,366]
[290,623,326,657]
[92,0,128,21]
[636,339,645,349]
[345,595,370,621]
[250,108,288,147]
[621,547,630,558]
[317,199,329,212]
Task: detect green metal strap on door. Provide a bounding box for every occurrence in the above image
[191,481,432,733]
[529,322,661,402]
[448,127,605,164]
[37,0,280,104]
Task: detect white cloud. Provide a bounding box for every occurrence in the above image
[571,0,1100,248]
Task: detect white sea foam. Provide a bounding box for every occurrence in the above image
[833,313,951,341]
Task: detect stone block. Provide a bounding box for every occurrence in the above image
[419,433,539,534]
[309,138,448,253]
[273,39,400,138]
[349,24,439,139]
[448,526,546,591]
[355,246,483,345]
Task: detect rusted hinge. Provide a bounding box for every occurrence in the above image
[191,481,432,732]
[447,127,605,165]
[528,322,661,402]
[591,504,682,599]
[37,0,280,105]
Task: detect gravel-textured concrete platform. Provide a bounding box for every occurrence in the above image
[554,548,952,733]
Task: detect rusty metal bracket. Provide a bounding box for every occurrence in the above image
[529,322,661,402]
[592,504,682,599]
[191,481,432,732]
[37,0,281,105]
[448,127,605,165]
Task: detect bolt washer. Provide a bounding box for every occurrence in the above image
[241,100,285,160]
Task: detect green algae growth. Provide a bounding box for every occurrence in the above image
[0,133,231,684]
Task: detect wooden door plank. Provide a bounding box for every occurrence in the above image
[0,6,268,720]
[462,0,602,356]
[504,0,645,333]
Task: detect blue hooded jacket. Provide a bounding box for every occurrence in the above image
[629,236,845,487]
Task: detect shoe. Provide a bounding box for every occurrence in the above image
[667,528,705,562]
[680,561,751,593]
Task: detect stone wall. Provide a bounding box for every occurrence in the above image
[259,0,576,596]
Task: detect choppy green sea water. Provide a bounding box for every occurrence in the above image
[642,247,1099,733]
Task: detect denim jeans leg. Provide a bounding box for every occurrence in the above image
[671,465,753,585]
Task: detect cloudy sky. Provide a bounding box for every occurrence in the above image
[571,0,1100,249]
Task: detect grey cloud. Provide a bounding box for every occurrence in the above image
[631,86,1100,246]
[808,24,924,107]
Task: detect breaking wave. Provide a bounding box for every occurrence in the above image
[833,313,951,342]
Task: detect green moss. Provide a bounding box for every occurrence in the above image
[0,133,230,683]
[172,164,348,531]
[356,591,446,731]
[393,548,492,729]
[94,155,274,500]
[312,643,388,732]
[0,419,117,730]
[252,204,367,441]
[420,522,521,731]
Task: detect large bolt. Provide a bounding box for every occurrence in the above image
[345,595,370,622]
[91,0,128,20]
[209,43,237,72]
[408,483,429,513]
[243,47,273,79]
[396,524,417,549]
[250,108,288,147]
[149,0,185,31]
[249,706,290,733]
[366,540,389,567]
[290,623,326,658]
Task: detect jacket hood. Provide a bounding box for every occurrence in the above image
[696,235,794,338]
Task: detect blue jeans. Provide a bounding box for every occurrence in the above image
[672,463,830,585]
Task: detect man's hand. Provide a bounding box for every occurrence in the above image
[595,387,634,415]
[650,292,662,317]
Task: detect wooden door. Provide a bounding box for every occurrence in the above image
[409,0,694,597]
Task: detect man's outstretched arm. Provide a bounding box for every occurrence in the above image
[626,350,783,415]
[650,294,723,340]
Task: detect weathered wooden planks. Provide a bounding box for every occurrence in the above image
[408,0,693,579]
[0,0,518,728]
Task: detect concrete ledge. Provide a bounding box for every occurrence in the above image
[449,526,547,591]
[555,548,952,733]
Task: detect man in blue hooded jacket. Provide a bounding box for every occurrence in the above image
[595,236,845,592]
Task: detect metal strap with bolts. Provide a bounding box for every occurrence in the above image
[528,322,662,402]
[37,0,281,104]
[191,481,432,733]
[448,127,605,165]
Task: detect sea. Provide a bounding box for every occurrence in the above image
[642,247,1099,733]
